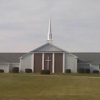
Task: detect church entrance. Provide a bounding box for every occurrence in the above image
[33,53,63,73]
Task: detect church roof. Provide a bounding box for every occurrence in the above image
[20,43,77,58]
[72,52,100,64]
[31,43,67,52]
[0,52,100,65]
[0,53,26,63]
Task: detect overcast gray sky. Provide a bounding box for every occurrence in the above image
[0,0,100,52]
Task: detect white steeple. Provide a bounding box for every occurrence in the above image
[47,17,53,43]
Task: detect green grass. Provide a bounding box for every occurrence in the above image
[0,73,100,100]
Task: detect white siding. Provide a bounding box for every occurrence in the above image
[0,64,9,73]
[20,53,32,72]
[65,54,77,73]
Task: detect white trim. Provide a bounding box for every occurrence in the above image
[67,53,78,58]
[32,53,34,72]
[63,53,65,73]
[20,52,32,59]
[19,59,21,72]
[42,53,44,70]
[20,43,77,58]
[32,43,66,52]
[52,53,55,73]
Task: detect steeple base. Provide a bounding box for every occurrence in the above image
[47,40,53,44]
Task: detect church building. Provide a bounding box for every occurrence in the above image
[20,18,77,73]
[0,18,100,73]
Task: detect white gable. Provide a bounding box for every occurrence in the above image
[31,43,66,52]
[36,45,60,51]
[20,43,77,58]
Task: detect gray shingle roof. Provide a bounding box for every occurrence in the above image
[0,52,100,65]
[72,53,100,64]
[0,53,26,63]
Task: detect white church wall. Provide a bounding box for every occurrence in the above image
[0,63,9,73]
[20,53,32,72]
[90,64,100,73]
[65,54,77,73]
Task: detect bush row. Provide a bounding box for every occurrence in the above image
[65,69,71,73]
[41,70,50,74]
[1,67,100,74]
[12,67,19,73]
[65,68,90,73]
[0,69,4,73]
[77,68,99,73]
[25,69,32,73]
[12,67,51,74]
[93,70,99,73]
[12,67,32,73]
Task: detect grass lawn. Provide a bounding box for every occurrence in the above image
[0,73,100,100]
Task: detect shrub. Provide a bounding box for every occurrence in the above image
[77,68,84,73]
[41,70,45,74]
[25,69,32,73]
[85,69,90,73]
[0,69,4,73]
[93,70,99,73]
[41,70,50,74]
[65,69,71,73]
[12,67,19,73]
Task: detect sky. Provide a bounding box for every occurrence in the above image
[0,0,100,52]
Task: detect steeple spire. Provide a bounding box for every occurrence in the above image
[47,17,53,43]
